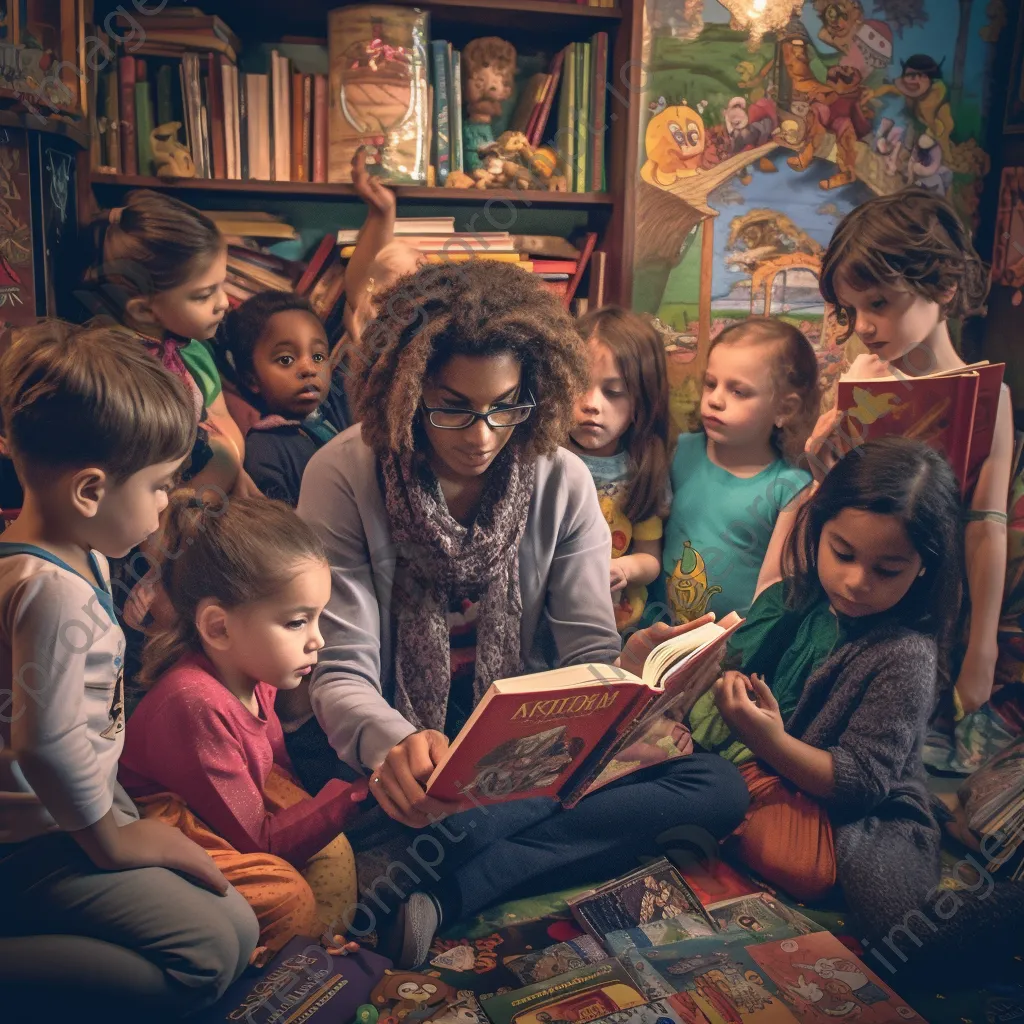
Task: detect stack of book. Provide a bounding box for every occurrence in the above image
[335,218,600,307]
[959,735,1024,881]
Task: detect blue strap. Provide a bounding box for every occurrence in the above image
[0,542,118,626]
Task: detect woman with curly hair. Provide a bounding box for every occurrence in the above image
[290,260,749,968]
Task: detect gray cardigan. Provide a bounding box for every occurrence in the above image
[788,621,1024,969]
[296,427,620,772]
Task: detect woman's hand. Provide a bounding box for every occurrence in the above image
[112,819,230,895]
[617,613,715,678]
[352,145,395,219]
[714,671,784,752]
[371,730,464,828]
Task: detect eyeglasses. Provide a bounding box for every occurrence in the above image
[420,390,536,430]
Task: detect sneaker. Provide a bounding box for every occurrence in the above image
[396,892,440,969]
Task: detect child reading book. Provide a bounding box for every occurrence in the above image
[698,437,1024,972]
[806,188,1014,740]
[0,322,257,1016]
[662,318,819,624]
[568,307,670,632]
[119,493,367,958]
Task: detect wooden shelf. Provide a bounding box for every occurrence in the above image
[88,173,615,206]
[94,0,620,37]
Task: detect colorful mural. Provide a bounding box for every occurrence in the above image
[633,0,1001,434]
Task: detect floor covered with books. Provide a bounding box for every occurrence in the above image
[410,846,1024,1024]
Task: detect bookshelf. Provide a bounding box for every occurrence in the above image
[80,0,644,304]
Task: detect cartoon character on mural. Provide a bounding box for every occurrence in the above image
[874,54,954,159]
[723,97,779,183]
[641,103,708,186]
[781,34,872,189]
[908,133,952,194]
[813,0,864,52]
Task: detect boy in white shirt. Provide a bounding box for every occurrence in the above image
[0,322,258,1018]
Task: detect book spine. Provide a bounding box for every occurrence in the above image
[577,42,589,192]
[118,56,138,175]
[223,63,237,179]
[209,53,227,180]
[291,71,304,181]
[257,75,271,181]
[199,75,212,178]
[301,75,313,184]
[182,54,205,176]
[591,33,607,192]
[269,51,280,181]
[239,72,251,180]
[431,40,450,184]
[532,49,564,148]
[312,74,328,183]
[104,68,122,173]
[451,49,463,174]
[135,81,155,176]
[155,63,174,126]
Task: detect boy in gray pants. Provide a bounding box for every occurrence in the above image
[0,322,258,1017]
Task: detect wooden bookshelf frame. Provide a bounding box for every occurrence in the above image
[82,0,642,304]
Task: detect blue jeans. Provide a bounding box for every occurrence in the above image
[345,753,748,933]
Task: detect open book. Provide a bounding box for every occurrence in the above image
[426,615,742,809]
[838,359,1005,496]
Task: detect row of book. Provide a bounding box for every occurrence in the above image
[92,5,608,192]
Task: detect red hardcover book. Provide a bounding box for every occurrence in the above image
[564,231,598,309]
[963,362,1005,494]
[426,618,740,807]
[208,54,228,180]
[296,233,339,296]
[837,366,984,496]
[118,56,138,175]
[530,47,566,148]
[313,74,329,183]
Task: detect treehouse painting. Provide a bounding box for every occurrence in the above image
[634,0,1000,436]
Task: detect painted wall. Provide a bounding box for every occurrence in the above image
[632,0,1003,435]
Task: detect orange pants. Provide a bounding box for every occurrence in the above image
[733,761,837,902]
[135,768,357,959]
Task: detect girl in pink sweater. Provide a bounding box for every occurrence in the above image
[119,493,367,958]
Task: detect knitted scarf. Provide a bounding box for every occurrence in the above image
[381,445,536,733]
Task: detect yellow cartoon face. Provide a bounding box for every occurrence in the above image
[600,495,633,558]
[667,542,722,623]
[644,105,705,182]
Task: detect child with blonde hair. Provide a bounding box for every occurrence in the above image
[663,318,819,624]
[0,322,257,1017]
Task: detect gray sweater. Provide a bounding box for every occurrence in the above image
[296,427,621,772]
[786,620,1024,972]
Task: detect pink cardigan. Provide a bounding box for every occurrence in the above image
[119,652,367,866]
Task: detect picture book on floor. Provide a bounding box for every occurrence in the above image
[567,859,716,943]
[426,617,742,807]
[200,936,391,1023]
[837,361,1004,496]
